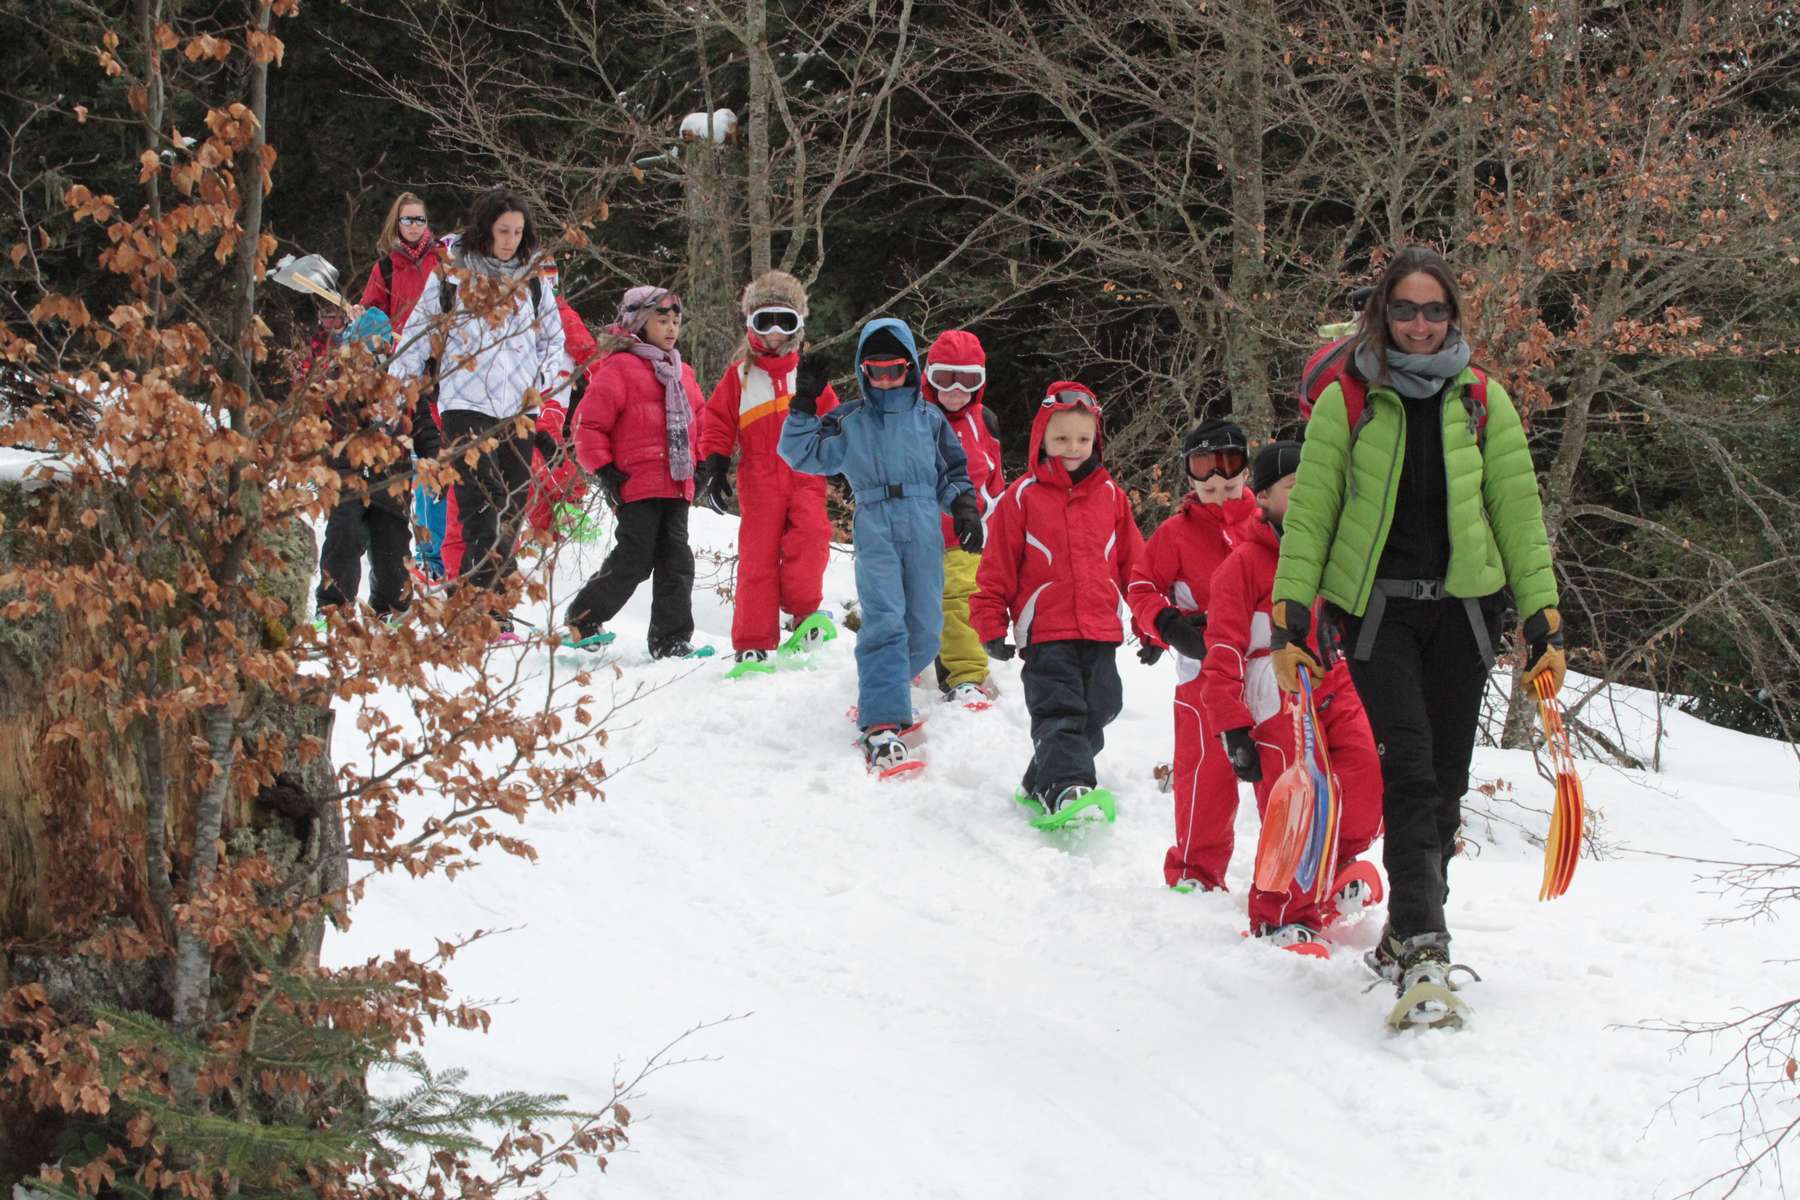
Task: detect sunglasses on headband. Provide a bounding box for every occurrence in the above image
[861,357,911,389]
[926,363,986,393]
[1186,447,1248,482]
[747,306,804,336]
[626,295,682,319]
[1388,300,1453,323]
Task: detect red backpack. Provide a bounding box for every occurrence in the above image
[1299,334,1490,450]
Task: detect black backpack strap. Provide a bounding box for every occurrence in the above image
[378,254,395,296]
[981,406,1000,440]
[530,276,542,315]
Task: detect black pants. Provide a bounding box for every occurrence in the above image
[565,497,695,653]
[1338,596,1500,940]
[1020,639,1123,798]
[441,409,534,598]
[317,492,411,616]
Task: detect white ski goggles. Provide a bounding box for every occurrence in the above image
[746,306,804,336]
[925,363,986,393]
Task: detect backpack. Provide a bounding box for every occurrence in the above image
[1298,333,1489,452]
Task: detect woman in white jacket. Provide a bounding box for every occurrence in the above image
[389,187,564,637]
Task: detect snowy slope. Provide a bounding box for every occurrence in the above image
[331,506,1800,1200]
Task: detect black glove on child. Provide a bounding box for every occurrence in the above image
[1153,607,1210,660]
[950,491,984,553]
[1136,641,1165,666]
[597,464,629,510]
[790,355,830,418]
[983,638,1016,662]
[1221,727,1262,783]
[532,429,560,464]
[695,453,734,514]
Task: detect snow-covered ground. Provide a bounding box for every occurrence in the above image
[330,506,1800,1200]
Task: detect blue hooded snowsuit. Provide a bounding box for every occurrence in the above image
[779,318,974,730]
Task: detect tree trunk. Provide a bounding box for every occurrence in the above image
[1220,0,1271,432]
[683,135,742,387]
[744,0,772,277]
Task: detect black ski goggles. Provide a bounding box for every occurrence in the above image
[1186,448,1248,481]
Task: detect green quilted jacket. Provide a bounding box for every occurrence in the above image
[1271,370,1559,621]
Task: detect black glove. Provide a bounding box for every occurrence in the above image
[596,464,629,510]
[791,356,830,417]
[532,429,559,463]
[1221,727,1262,783]
[950,491,984,553]
[983,637,1015,662]
[695,453,734,514]
[1153,606,1209,660]
[1137,641,1165,666]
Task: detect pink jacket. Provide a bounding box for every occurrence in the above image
[573,347,706,503]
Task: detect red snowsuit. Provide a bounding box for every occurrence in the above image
[698,351,840,651]
[971,389,1144,647]
[1199,515,1384,931]
[1126,492,1260,889]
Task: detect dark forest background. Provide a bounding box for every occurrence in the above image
[5,0,1800,747]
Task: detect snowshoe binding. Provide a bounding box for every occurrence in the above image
[1254,922,1331,959]
[944,679,999,711]
[861,723,923,780]
[780,610,838,657]
[1015,784,1117,831]
[1321,859,1384,928]
[727,648,776,679]
[650,639,716,660]
[557,629,616,654]
[1379,931,1479,1032]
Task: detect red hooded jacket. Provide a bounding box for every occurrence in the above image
[359,236,442,333]
[971,383,1144,646]
[923,330,1004,551]
[573,331,706,503]
[1126,491,1260,671]
[1198,514,1351,735]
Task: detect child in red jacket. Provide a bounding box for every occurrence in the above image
[1199,441,1384,947]
[924,330,1005,706]
[564,286,711,659]
[694,270,841,674]
[1125,418,1259,890]
[972,385,1144,823]
[523,293,598,539]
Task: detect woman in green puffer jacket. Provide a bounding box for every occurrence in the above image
[1268,247,1566,1027]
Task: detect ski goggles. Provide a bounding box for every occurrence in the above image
[1387,299,1453,323]
[1042,389,1101,413]
[746,306,804,336]
[925,363,985,393]
[1185,447,1249,481]
[860,357,911,389]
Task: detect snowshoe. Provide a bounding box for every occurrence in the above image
[1253,922,1331,960]
[1383,932,1479,1032]
[779,611,838,657]
[727,648,776,679]
[650,639,716,660]
[1321,859,1384,928]
[488,629,528,648]
[861,724,923,780]
[1014,784,1116,831]
[556,629,616,654]
[944,680,998,711]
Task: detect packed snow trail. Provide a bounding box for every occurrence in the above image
[332,507,1800,1199]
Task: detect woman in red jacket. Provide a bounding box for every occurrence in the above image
[1125,418,1260,891]
[361,192,446,583]
[565,286,711,659]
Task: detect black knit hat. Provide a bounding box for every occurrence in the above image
[1251,440,1305,494]
[1182,417,1248,457]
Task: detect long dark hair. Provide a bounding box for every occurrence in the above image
[459,186,538,262]
[1355,246,1464,383]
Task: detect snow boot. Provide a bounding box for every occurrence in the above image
[651,638,715,660]
[727,648,775,678]
[1254,922,1331,959]
[861,724,921,779]
[944,679,998,710]
[1384,931,1478,1031]
[1017,784,1116,831]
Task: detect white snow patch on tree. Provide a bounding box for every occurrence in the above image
[679,108,737,143]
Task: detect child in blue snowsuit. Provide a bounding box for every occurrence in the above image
[779,318,983,773]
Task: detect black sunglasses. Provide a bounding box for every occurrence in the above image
[1388,300,1453,323]
[398,216,428,227]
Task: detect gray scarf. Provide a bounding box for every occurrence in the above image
[459,250,532,283]
[625,339,693,482]
[1354,333,1472,399]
